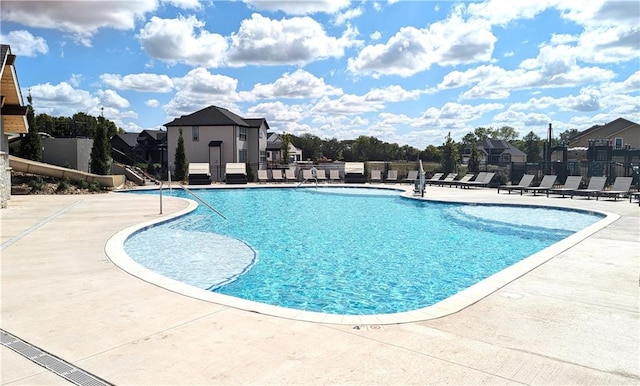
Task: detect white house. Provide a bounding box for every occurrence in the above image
[164,106,269,182]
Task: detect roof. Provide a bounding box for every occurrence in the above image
[569,118,638,144]
[1,44,29,134]
[112,133,140,148]
[245,118,269,130]
[476,139,526,156]
[164,105,250,127]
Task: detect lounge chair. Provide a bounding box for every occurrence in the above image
[188,163,211,185]
[302,169,314,182]
[370,169,382,183]
[630,191,640,206]
[546,176,582,198]
[272,169,284,183]
[497,174,535,194]
[285,169,297,182]
[596,176,633,201]
[225,163,247,184]
[386,170,398,183]
[437,173,456,186]
[403,170,419,183]
[344,162,366,183]
[449,174,474,188]
[462,172,496,189]
[329,169,341,183]
[570,176,606,199]
[316,169,327,182]
[257,169,269,183]
[524,175,557,196]
[425,172,444,186]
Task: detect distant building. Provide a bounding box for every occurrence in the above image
[266,132,303,165]
[41,137,93,172]
[462,139,527,166]
[0,45,29,208]
[164,105,269,182]
[111,129,167,166]
[568,118,639,150]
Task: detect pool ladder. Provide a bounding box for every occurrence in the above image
[159,182,227,219]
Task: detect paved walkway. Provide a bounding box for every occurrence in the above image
[1,185,639,385]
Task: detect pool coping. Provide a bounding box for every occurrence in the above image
[105,185,619,325]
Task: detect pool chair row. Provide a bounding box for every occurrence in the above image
[426,172,496,189]
[497,174,636,201]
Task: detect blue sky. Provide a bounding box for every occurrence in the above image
[1,0,638,148]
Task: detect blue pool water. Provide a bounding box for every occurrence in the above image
[124,187,603,315]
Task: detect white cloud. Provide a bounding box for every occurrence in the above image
[363,85,421,102]
[334,7,363,25]
[250,69,343,99]
[312,94,385,115]
[243,0,351,15]
[138,15,228,67]
[146,99,161,108]
[347,9,496,77]
[28,82,99,116]
[97,89,130,109]
[163,68,241,118]
[161,0,203,10]
[100,73,174,93]
[0,30,48,57]
[369,31,381,40]
[0,0,156,46]
[227,13,362,66]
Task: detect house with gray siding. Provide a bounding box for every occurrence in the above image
[164,106,269,182]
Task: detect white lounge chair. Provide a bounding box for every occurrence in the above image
[272,169,284,183]
[370,169,382,183]
[329,169,341,183]
[386,170,398,183]
[257,169,269,183]
[403,170,419,183]
[225,163,247,184]
[188,163,210,185]
[344,162,366,183]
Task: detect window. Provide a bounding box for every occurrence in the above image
[192,126,199,142]
[239,127,247,141]
[239,149,248,163]
[614,137,623,149]
[259,150,267,163]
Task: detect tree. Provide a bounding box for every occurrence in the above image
[440,132,459,175]
[90,117,111,174]
[18,93,42,161]
[280,133,291,164]
[520,131,542,163]
[495,126,519,141]
[467,142,481,173]
[173,128,188,181]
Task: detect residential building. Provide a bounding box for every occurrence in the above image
[462,139,527,166]
[164,106,269,182]
[568,118,639,150]
[266,132,303,166]
[0,45,29,208]
[111,129,167,166]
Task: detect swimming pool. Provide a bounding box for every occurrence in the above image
[122,187,605,316]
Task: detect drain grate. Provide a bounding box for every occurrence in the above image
[1,329,112,386]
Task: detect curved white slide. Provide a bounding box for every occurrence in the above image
[9,155,126,189]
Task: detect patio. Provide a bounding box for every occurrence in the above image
[1,185,638,385]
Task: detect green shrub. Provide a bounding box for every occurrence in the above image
[57,177,70,192]
[77,179,90,189]
[89,182,101,192]
[28,176,45,190]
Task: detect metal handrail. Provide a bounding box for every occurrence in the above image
[159,182,226,219]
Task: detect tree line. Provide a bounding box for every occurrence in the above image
[288,125,578,165]
[15,101,120,175]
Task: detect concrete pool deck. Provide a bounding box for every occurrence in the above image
[1,184,639,384]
